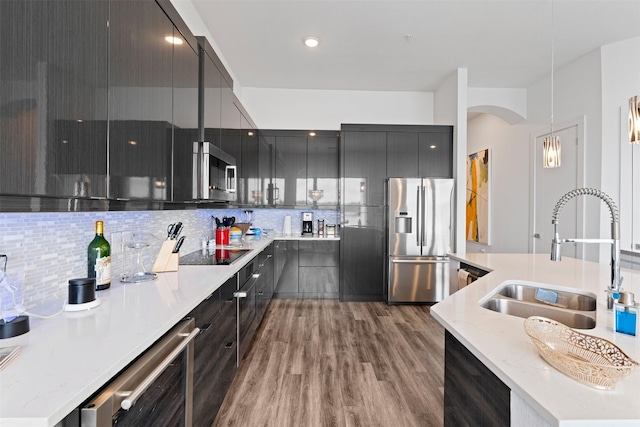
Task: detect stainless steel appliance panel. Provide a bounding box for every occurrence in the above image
[81,318,199,426]
[388,256,449,303]
[387,178,422,256]
[423,178,454,256]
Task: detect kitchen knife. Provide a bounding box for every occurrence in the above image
[172,222,183,239]
[166,223,176,240]
[172,236,185,253]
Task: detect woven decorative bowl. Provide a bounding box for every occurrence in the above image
[524,316,638,390]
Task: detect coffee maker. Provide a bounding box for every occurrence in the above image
[302,212,313,235]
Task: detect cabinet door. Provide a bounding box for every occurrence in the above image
[191,288,221,427]
[108,0,174,200]
[258,134,275,206]
[274,135,307,207]
[274,240,298,296]
[299,241,339,266]
[0,0,108,198]
[307,132,339,208]
[220,82,241,162]
[171,39,199,201]
[340,207,386,301]
[387,131,419,178]
[418,129,453,178]
[240,115,258,206]
[342,131,387,206]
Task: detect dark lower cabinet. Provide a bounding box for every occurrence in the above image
[274,240,339,299]
[298,240,339,298]
[444,331,510,427]
[274,240,299,297]
[191,276,236,427]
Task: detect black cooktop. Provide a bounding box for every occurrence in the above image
[179,248,252,266]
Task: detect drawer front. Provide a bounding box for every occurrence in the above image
[299,241,339,266]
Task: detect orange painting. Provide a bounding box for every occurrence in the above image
[466,149,490,244]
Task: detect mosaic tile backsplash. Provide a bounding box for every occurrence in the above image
[0,208,339,312]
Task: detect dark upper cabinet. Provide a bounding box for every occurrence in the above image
[387,131,419,178]
[386,126,453,179]
[0,0,109,198]
[108,0,174,200]
[202,42,223,149]
[255,130,338,208]
[240,117,258,206]
[418,128,453,178]
[306,132,339,208]
[259,134,277,206]
[341,130,387,207]
[275,134,307,207]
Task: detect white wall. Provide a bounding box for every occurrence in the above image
[467,113,531,253]
[240,88,433,130]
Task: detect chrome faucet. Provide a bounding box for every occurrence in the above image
[550,188,622,309]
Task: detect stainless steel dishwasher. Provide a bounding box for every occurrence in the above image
[81,318,199,426]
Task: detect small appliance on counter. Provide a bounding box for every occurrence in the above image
[65,278,101,312]
[302,212,313,235]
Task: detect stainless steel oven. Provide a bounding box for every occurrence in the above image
[193,141,237,201]
[80,318,199,426]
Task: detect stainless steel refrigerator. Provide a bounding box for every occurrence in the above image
[386,178,454,303]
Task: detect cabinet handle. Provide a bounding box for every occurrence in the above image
[225,298,234,303]
[258,292,264,296]
[225,342,234,349]
[200,323,211,331]
[252,273,260,279]
[233,291,248,298]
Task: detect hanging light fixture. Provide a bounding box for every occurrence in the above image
[629,96,640,143]
[543,0,561,168]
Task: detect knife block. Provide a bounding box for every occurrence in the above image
[152,241,179,272]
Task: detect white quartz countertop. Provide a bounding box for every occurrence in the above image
[432,253,640,427]
[0,236,284,427]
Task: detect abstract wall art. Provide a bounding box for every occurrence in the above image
[466,148,490,244]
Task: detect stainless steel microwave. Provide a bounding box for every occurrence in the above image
[192,141,237,201]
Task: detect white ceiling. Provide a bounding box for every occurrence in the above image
[189,0,640,92]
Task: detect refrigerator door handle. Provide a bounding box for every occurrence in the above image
[416,185,421,247]
[421,184,426,250]
[391,258,449,264]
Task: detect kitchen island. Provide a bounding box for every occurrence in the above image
[431,253,640,427]
[0,233,338,427]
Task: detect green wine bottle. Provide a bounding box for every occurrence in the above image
[88,220,111,290]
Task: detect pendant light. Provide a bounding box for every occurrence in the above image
[544,0,561,168]
[629,96,640,143]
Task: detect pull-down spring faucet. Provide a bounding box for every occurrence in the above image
[550,188,622,309]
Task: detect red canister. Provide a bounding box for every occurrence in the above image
[216,228,230,245]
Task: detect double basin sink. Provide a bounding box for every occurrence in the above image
[480,280,597,329]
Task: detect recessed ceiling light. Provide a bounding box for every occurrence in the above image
[165,35,183,45]
[304,37,319,48]
[309,131,316,137]
[430,144,436,149]
[128,140,138,146]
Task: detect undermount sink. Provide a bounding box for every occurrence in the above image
[480,280,597,329]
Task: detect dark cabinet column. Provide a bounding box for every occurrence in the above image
[0,0,109,198]
[108,0,174,200]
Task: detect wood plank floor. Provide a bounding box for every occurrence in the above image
[213,299,445,427]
